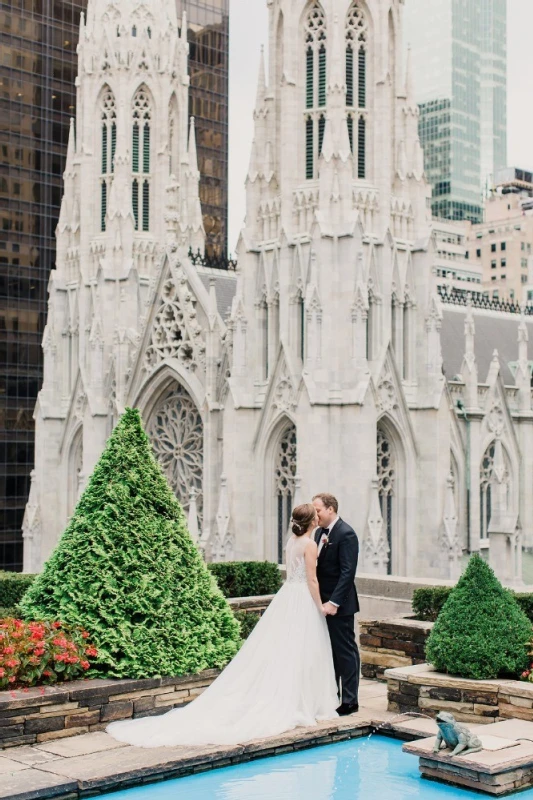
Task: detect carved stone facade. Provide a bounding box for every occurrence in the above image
[24,0,533,587]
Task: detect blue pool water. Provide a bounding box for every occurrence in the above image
[97,735,533,800]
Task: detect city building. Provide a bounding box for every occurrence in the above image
[403,0,507,223]
[466,171,533,303]
[432,219,482,293]
[26,0,533,590]
[0,0,229,571]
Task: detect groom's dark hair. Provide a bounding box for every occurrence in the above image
[313,493,338,513]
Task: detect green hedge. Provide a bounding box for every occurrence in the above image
[233,610,261,640]
[0,561,280,613]
[207,562,281,598]
[0,572,36,610]
[413,585,533,625]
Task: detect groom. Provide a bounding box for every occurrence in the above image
[313,493,360,715]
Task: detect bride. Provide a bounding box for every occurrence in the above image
[106,503,339,747]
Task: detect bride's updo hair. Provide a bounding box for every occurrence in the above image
[291,503,316,536]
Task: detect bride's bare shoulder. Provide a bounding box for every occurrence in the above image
[305,537,318,553]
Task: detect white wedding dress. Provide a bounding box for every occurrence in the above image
[106,535,338,747]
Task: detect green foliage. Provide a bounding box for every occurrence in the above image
[425,554,532,680]
[233,610,261,640]
[0,573,37,609]
[20,408,241,679]
[412,587,453,622]
[413,585,533,626]
[208,561,281,598]
[516,593,533,623]
[0,608,18,620]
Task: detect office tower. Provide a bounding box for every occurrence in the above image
[404,0,507,222]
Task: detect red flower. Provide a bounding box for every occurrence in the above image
[8,676,15,683]
[4,659,19,668]
[51,622,62,629]
[0,668,5,678]
[80,660,90,670]
[3,646,15,655]
[81,631,89,639]
[85,646,98,657]
[42,671,51,678]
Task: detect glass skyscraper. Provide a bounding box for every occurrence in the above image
[403,0,506,223]
[0,0,229,571]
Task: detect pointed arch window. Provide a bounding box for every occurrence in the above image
[100,88,116,232]
[377,427,395,575]
[480,442,510,541]
[131,87,151,231]
[346,3,369,179]
[303,2,327,180]
[275,425,297,564]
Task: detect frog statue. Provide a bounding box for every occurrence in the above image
[432,711,483,757]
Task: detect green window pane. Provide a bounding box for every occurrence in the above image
[132,179,139,230]
[347,115,354,153]
[142,179,149,231]
[101,181,107,231]
[305,117,314,179]
[101,124,107,174]
[143,123,150,173]
[318,46,326,107]
[318,115,325,157]
[358,47,366,108]
[346,47,354,106]
[358,117,366,179]
[111,122,116,173]
[132,123,139,172]
[306,47,314,109]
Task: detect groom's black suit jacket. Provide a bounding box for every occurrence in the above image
[315,518,359,616]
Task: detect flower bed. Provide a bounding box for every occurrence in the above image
[385,663,533,724]
[0,618,98,690]
[360,618,432,681]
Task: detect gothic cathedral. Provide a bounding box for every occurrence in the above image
[24,0,533,587]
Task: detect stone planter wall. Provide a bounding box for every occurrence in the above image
[0,595,274,750]
[386,664,533,725]
[360,618,433,680]
[0,670,221,750]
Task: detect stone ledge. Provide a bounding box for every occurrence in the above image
[0,670,220,751]
[360,619,432,681]
[385,664,533,725]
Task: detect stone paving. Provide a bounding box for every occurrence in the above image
[0,680,389,800]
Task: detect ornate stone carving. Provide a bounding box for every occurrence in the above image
[377,372,398,413]
[74,390,87,421]
[274,375,296,413]
[147,384,203,522]
[487,402,504,436]
[363,476,389,574]
[144,274,205,372]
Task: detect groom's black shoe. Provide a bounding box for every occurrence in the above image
[336,703,359,716]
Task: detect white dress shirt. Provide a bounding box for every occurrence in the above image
[317,516,340,607]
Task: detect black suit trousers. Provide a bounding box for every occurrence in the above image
[326,613,360,706]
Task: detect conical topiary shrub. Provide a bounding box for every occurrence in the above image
[20,408,241,679]
[425,553,532,680]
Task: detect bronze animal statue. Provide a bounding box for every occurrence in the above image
[432,711,483,757]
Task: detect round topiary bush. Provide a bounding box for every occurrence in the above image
[20,408,241,679]
[425,553,532,680]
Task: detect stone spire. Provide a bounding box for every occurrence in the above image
[515,311,531,412]
[460,300,478,409]
[181,117,205,253]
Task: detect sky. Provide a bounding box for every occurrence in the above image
[227,0,533,254]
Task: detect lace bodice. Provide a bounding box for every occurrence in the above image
[285,535,311,584]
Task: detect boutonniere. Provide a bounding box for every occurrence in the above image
[321,534,330,547]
